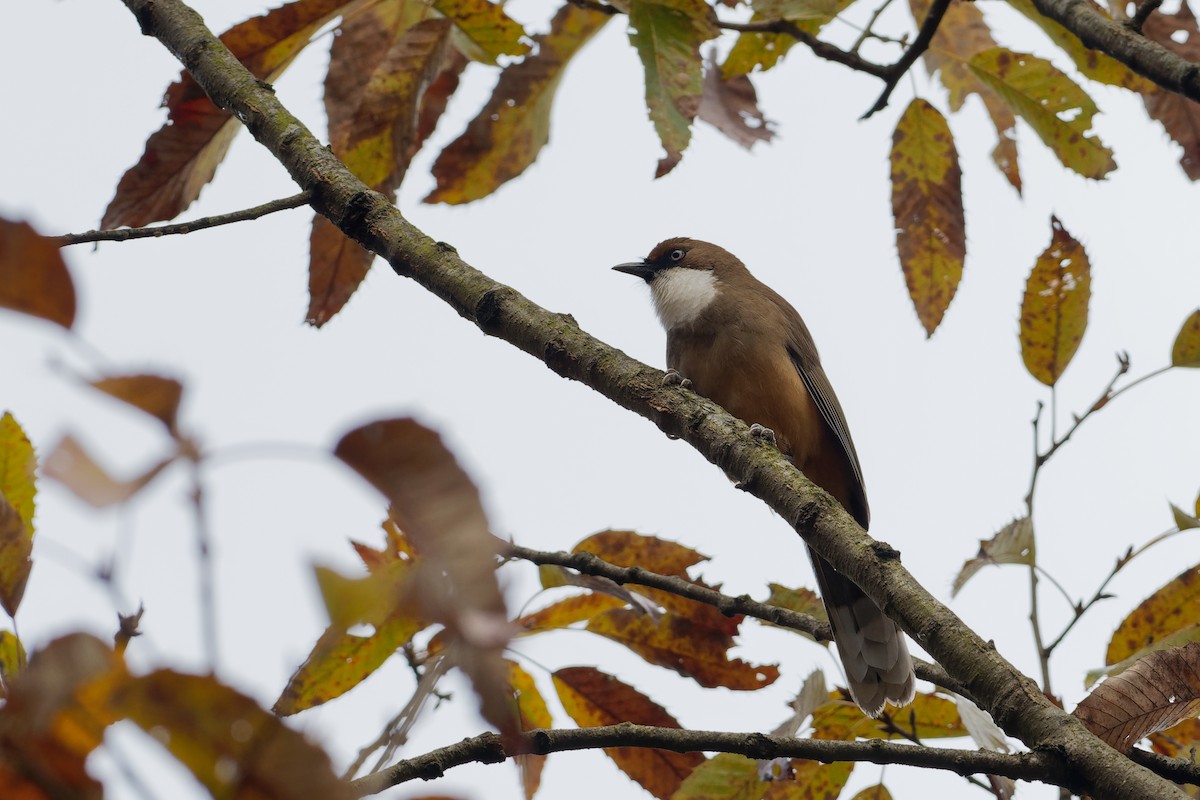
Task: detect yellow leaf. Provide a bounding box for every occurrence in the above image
[508,660,552,800]
[0,629,25,695]
[0,413,36,618]
[722,0,859,77]
[1019,216,1091,386]
[890,98,966,337]
[1171,308,1200,367]
[670,752,760,800]
[426,4,610,204]
[1107,562,1200,665]
[851,785,893,800]
[969,48,1115,179]
[812,692,967,740]
[433,0,529,64]
[629,0,719,176]
[0,218,76,329]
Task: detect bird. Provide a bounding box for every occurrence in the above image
[613,236,915,717]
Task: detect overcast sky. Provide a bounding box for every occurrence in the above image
[3,0,1200,798]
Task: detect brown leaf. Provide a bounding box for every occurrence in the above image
[952,517,1035,597]
[1171,308,1200,367]
[90,374,184,433]
[1074,643,1200,751]
[508,661,552,799]
[911,0,1021,192]
[516,593,633,633]
[425,3,610,204]
[697,52,774,149]
[553,667,704,799]
[574,529,708,575]
[0,219,76,329]
[1142,3,1200,180]
[43,435,174,509]
[1107,562,1200,665]
[1019,216,1091,386]
[587,608,778,690]
[102,0,356,229]
[890,98,966,337]
[334,418,515,735]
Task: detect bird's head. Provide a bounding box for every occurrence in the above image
[613,238,744,330]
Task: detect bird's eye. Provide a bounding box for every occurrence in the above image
[669,249,685,262]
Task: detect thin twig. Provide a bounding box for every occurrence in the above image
[507,543,965,697]
[54,191,312,246]
[861,0,953,118]
[719,18,890,77]
[187,455,219,670]
[850,0,900,54]
[349,724,1072,798]
[1126,0,1164,32]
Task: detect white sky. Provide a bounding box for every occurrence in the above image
[3,0,1200,798]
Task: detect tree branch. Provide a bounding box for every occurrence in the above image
[718,19,889,77]
[54,191,311,246]
[349,724,1069,798]
[507,543,964,696]
[861,0,953,118]
[111,2,1190,797]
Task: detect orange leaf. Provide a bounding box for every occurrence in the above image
[334,418,514,735]
[890,98,966,337]
[1149,716,1200,757]
[1018,216,1091,386]
[1171,308,1200,367]
[574,529,707,576]
[508,660,552,800]
[102,0,357,228]
[0,413,37,617]
[587,608,777,690]
[90,670,353,798]
[1074,643,1200,751]
[42,435,173,509]
[1142,3,1200,180]
[89,374,184,433]
[516,593,630,633]
[553,667,704,798]
[0,219,76,329]
[1106,562,1200,665]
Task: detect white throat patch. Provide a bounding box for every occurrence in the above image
[650,268,719,330]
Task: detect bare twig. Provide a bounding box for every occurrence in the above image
[861,0,953,118]
[54,191,311,246]
[1126,0,1165,33]
[719,18,889,77]
[186,454,219,670]
[506,543,963,696]
[850,0,902,54]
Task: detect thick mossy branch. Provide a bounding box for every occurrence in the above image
[116,1,1189,797]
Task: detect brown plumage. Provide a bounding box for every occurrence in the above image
[614,237,915,716]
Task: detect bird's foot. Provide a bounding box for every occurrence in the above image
[749,423,777,448]
[662,369,692,389]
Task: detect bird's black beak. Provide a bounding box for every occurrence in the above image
[612,260,655,282]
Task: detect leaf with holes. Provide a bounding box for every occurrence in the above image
[891,98,965,337]
[553,667,704,799]
[629,0,718,176]
[426,4,609,204]
[1074,643,1200,751]
[952,517,1035,597]
[1019,217,1091,386]
[969,48,1115,179]
[0,219,76,329]
[434,0,529,64]
[697,53,774,149]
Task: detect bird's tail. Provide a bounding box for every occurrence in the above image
[809,547,915,717]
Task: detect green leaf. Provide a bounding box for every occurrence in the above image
[969,48,1115,179]
[426,4,610,203]
[628,0,718,176]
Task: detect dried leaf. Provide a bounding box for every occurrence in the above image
[628,0,719,176]
[433,0,529,64]
[102,0,357,228]
[43,435,174,509]
[88,670,353,798]
[1088,624,1200,688]
[890,98,966,337]
[574,529,708,575]
[1074,643,1200,751]
[0,413,37,618]
[911,0,1021,192]
[508,661,552,799]
[1149,716,1200,758]
[90,374,184,433]
[334,418,515,735]
[587,608,778,690]
[1142,3,1200,180]
[309,12,454,326]
[0,219,76,329]
[1018,217,1091,386]
[1002,0,1153,91]
[952,517,1035,597]
[697,52,773,149]
[553,667,704,799]
[426,4,609,204]
[1171,308,1200,367]
[811,691,966,740]
[969,48,1115,180]
[517,593,639,633]
[1107,562,1200,665]
[274,612,424,715]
